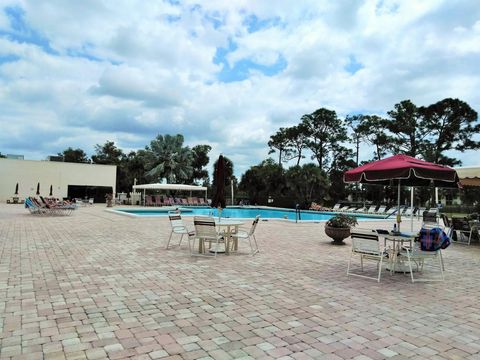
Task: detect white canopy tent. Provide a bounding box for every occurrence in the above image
[132,183,208,206]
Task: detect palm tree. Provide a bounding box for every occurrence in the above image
[145,134,194,183]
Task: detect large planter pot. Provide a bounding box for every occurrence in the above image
[325,225,351,245]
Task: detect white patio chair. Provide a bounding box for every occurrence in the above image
[347,229,388,282]
[231,215,260,255]
[192,216,224,257]
[399,228,446,283]
[166,214,192,250]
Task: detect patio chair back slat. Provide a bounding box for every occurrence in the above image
[351,230,381,255]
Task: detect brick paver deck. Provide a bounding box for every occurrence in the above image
[0,204,479,359]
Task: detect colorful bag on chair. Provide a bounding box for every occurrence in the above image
[419,227,450,251]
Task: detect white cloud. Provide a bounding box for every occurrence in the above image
[0,0,479,177]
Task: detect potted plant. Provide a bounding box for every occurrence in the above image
[324,213,358,245]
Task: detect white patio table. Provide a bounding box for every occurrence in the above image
[213,218,245,254]
[383,231,418,273]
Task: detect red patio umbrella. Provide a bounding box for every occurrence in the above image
[344,155,460,230]
[344,155,459,187]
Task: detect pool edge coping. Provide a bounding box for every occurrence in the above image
[105,206,394,223]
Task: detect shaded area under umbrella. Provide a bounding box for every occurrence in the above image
[211,155,226,209]
[344,154,460,231]
[36,182,40,195]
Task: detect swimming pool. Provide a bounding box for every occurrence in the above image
[112,206,385,221]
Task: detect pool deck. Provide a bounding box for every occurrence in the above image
[0,204,480,359]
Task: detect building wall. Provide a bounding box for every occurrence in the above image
[0,159,117,202]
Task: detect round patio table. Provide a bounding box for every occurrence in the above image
[210,218,245,254]
[384,232,418,273]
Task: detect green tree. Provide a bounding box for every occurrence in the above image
[91,141,125,165]
[301,108,348,170]
[284,124,308,165]
[58,147,90,163]
[0,152,6,158]
[268,128,292,166]
[356,115,390,160]
[346,115,367,166]
[387,98,479,166]
[328,145,356,204]
[419,98,479,166]
[239,158,285,204]
[285,163,329,207]
[91,141,127,193]
[145,134,193,183]
[190,144,212,185]
[387,100,424,157]
[121,150,148,192]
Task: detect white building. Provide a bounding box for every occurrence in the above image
[0,158,117,203]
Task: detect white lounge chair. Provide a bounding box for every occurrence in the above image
[384,207,401,218]
[364,205,375,214]
[403,207,414,217]
[367,205,379,214]
[373,205,386,215]
[416,207,426,219]
[332,204,343,211]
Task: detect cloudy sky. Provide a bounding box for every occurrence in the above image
[1,0,479,177]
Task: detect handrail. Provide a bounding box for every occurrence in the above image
[295,204,301,223]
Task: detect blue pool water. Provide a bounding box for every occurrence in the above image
[113,206,384,221]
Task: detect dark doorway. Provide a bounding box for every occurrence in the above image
[67,185,113,203]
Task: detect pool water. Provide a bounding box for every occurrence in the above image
[113,206,384,221]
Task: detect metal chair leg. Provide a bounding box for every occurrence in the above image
[166,232,173,249]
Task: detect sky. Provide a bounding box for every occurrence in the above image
[1,0,479,178]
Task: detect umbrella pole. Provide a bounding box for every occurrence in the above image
[397,181,401,231]
[410,187,414,232]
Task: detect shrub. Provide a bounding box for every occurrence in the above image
[326,213,358,228]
